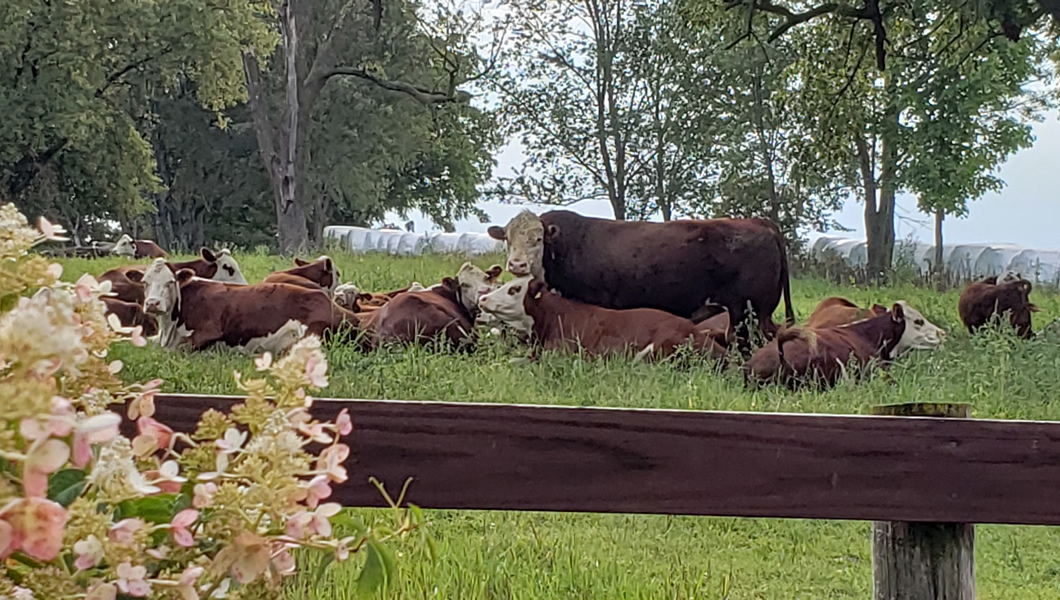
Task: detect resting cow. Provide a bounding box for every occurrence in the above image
[334,282,428,312]
[99,248,248,306]
[478,276,726,361]
[112,234,168,259]
[262,256,341,293]
[805,297,889,329]
[140,259,359,353]
[356,263,502,349]
[743,301,945,389]
[487,210,794,344]
[101,297,158,337]
[958,277,1038,339]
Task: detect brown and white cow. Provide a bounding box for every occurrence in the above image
[99,248,248,306]
[743,301,945,389]
[262,256,341,294]
[112,234,168,259]
[333,282,428,312]
[355,263,503,349]
[958,277,1038,339]
[487,210,795,345]
[139,259,360,353]
[804,297,889,329]
[478,276,726,361]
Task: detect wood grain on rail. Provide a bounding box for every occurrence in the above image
[141,394,1060,526]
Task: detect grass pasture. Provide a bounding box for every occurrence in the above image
[62,251,1060,599]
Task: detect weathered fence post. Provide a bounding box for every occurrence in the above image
[871,402,975,600]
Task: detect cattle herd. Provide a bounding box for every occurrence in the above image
[97,210,1043,390]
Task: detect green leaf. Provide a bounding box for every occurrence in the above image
[47,469,87,507]
[356,543,386,596]
[312,549,336,585]
[369,538,398,583]
[115,494,178,524]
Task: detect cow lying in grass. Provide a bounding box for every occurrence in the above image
[100,248,248,306]
[140,259,359,353]
[743,301,945,389]
[805,297,889,329]
[958,274,1038,339]
[112,234,167,259]
[356,263,502,350]
[262,256,341,294]
[477,276,726,361]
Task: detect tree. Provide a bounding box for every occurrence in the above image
[0,0,276,232]
[241,0,495,253]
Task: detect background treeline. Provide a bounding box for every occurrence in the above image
[2,0,1058,272]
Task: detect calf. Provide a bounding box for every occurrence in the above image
[478,276,725,360]
[112,234,168,259]
[100,248,248,304]
[744,301,945,390]
[958,278,1038,339]
[805,297,889,329]
[101,297,158,337]
[356,264,503,349]
[140,259,360,353]
[263,256,340,293]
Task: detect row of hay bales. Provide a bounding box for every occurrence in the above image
[323,225,504,256]
[810,234,1060,284]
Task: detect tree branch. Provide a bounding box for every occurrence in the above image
[95,45,176,98]
[320,67,472,105]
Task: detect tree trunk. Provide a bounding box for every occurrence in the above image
[934,208,945,288]
[866,82,899,282]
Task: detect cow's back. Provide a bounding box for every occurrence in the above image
[540,211,785,321]
[372,291,472,347]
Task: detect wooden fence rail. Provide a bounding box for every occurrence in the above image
[140,394,1060,599]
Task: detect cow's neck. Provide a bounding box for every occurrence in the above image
[427,285,474,321]
[524,291,576,341]
[154,290,187,350]
[846,315,901,357]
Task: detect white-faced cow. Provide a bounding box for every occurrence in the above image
[478,276,726,361]
[140,259,360,353]
[112,234,168,259]
[99,248,248,306]
[487,210,794,346]
[744,301,945,389]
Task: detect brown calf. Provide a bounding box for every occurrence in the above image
[357,281,476,350]
[478,276,725,360]
[958,278,1038,339]
[140,259,360,352]
[805,297,889,329]
[263,256,340,292]
[744,301,945,390]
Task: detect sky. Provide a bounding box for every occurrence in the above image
[386,109,1060,251]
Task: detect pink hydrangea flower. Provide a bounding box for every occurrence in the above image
[133,417,174,456]
[74,534,105,570]
[193,482,218,509]
[109,518,145,544]
[85,582,117,600]
[335,408,353,436]
[316,444,350,483]
[286,503,341,539]
[116,561,151,597]
[304,475,332,509]
[176,565,203,600]
[23,439,70,497]
[305,355,328,388]
[72,413,121,468]
[171,509,199,547]
[2,497,69,561]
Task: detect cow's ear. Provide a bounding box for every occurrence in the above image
[441,277,458,292]
[1030,303,1041,313]
[1019,280,1033,296]
[126,270,144,283]
[176,269,196,285]
[325,258,334,271]
[529,279,547,299]
[486,265,503,280]
[545,224,560,240]
[487,226,507,241]
[200,247,217,262]
[294,258,308,266]
[890,303,904,322]
[871,303,887,315]
[358,293,374,302]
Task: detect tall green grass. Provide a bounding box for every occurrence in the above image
[63,251,1060,599]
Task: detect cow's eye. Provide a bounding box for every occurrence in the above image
[914,319,924,326]
[509,286,520,295]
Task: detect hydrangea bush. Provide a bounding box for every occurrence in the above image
[0,204,420,600]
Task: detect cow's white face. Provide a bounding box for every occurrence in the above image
[112,234,135,258]
[142,259,182,315]
[893,301,945,354]
[998,270,1023,285]
[487,211,545,278]
[455,262,503,314]
[213,249,248,285]
[478,275,535,333]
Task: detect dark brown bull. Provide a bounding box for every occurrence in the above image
[478,276,726,361]
[958,278,1038,339]
[487,210,795,345]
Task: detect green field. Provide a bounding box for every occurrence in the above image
[62,251,1060,599]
